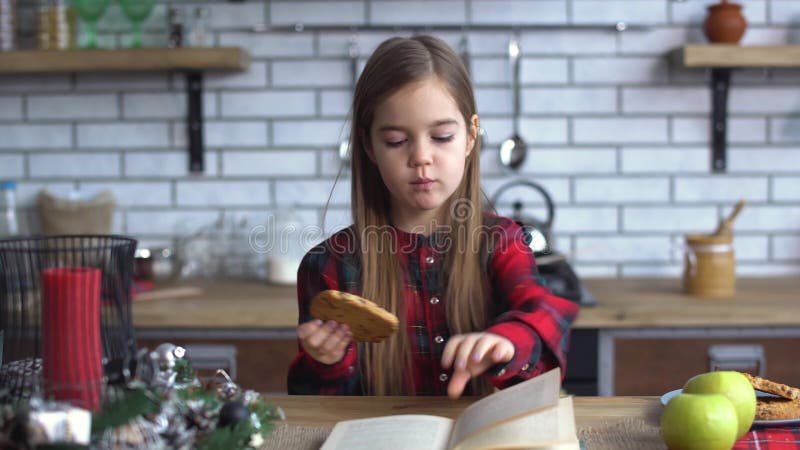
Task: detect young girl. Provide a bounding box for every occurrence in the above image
[287,35,579,398]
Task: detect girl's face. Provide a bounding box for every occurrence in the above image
[368,77,478,227]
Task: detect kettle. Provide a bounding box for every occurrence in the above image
[490,179,554,256]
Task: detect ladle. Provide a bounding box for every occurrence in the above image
[459,35,470,75]
[338,37,359,164]
[499,34,526,170]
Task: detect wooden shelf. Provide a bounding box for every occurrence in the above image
[678,44,800,172]
[0,47,250,74]
[0,47,250,173]
[682,44,800,68]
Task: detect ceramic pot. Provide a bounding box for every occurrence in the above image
[704,0,747,44]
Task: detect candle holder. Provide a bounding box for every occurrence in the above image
[0,235,138,408]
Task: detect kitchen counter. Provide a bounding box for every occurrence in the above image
[259,394,664,449]
[132,277,800,329]
[132,277,800,396]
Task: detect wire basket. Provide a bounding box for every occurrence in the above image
[0,235,138,406]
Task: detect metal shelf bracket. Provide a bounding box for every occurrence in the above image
[186,71,204,173]
[711,68,732,173]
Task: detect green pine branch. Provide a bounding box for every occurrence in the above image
[91,389,161,438]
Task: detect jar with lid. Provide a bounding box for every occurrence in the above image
[37,0,76,50]
[0,0,16,51]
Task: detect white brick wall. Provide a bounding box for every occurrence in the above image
[0,96,22,120]
[1,0,798,278]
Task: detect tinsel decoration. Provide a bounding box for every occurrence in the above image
[0,343,283,450]
[97,416,165,450]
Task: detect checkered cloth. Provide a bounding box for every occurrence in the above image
[735,427,800,449]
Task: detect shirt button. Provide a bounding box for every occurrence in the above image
[434,335,444,344]
[429,296,440,305]
[521,363,530,372]
[347,366,355,374]
[439,373,448,382]
[497,368,506,376]
[425,256,435,264]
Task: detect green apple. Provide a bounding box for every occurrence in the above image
[661,393,738,450]
[683,371,756,438]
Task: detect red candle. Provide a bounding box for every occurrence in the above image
[41,267,103,411]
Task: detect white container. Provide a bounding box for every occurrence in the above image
[266,256,300,285]
[265,207,305,285]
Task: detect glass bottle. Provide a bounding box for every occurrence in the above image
[1,181,19,238]
[186,6,209,48]
[37,0,76,50]
[167,6,183,48]
[0,0,15,51]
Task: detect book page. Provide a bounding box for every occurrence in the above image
[451,397,579,450]
[321,414,454,450]
[447,368,561,449]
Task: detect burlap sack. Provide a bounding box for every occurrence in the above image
[37,190,116,235]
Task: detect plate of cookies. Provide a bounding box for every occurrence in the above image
[661,373,800,426]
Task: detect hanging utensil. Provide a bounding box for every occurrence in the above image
[459,35,470,75]
[338,36,359,164]
[499,34,527,171]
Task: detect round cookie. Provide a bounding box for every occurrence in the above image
[310,290,399,343]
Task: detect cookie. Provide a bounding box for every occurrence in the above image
[309,290,399,343]
[743,373,800,400]
[755,397,800,420]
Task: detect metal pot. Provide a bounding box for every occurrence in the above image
[490,179,555,257]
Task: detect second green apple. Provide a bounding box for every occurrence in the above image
[683,370,757,438]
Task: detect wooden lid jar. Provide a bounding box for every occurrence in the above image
[683,233,735,298]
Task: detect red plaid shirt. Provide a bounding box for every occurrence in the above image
[287,214,579,395]
[735,427,800,449]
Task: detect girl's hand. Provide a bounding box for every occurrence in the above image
[297,319,353,365]
[441,332,515,399]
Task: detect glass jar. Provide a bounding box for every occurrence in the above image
[186,6,209,47]
[37,0,76,50]
[0,181,19,238]
[166,6,183,48]
[0,0,15,51]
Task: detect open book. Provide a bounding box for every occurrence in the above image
[320,368,580,450]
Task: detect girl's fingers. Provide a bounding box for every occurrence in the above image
[470,336,499,365]
[447,368,472,399]
[453,335,480,370]
[441,336,464,369]
[305,320,338,349]
[332,331,352,356]
[322,326,352,353]
[491,340,515,363]
[297,320,323,340]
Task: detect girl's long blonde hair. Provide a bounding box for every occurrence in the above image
[348,35,492,395]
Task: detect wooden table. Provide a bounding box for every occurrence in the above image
[261,394,665,449]
[263,394,661,428]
